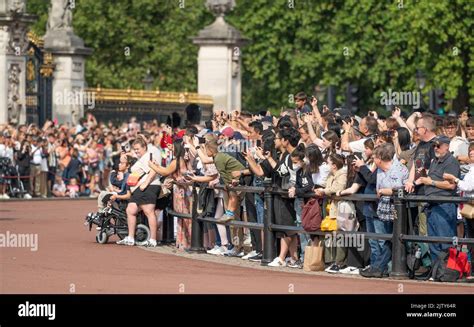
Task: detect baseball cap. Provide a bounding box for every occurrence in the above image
[221,126,234,139]
[434,135,450,145]
[233,131,245,140]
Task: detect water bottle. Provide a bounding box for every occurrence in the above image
[409,246,422,279]
[414,247,422,270]
[415,247,422,259]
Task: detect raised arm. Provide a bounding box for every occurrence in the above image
[406,112,420,133]
[392,107,412,136]
[149,159,177,177]
[341,120,352,152]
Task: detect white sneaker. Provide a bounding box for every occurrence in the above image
[267,257,286,267]
[242,250,257,260]
[138,239,157,247]
[215,246,227,256]
[223,247,234,256]
[206,245,220,254]
[339,266,360,275]
[2,194,10,199]
[116,236,135,246]
[24,193,32,199]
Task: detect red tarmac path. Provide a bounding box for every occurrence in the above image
[1,200,473,294]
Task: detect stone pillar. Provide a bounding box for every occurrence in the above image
[0,0,36,125]
[44,0,92,124]
[193,0,247,114]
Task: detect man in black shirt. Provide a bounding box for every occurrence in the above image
[405,114,437,195]
[414,135,460,262]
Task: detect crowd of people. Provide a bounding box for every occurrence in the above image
[1,94,473,278]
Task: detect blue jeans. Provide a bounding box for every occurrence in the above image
[295,198,310,260]
[427,203,457,262]
[372,218,393,271]
[365,215,379,267]
[255,193,264,224]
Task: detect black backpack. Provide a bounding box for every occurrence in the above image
[406,242,431,280]
[431,250,461,282]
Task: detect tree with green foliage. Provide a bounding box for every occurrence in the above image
[27,0,473,114]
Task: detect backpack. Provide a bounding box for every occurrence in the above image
[431,247,471,282]
[302,198,322,232]
[336,201,358,231]
[406,242,432,280]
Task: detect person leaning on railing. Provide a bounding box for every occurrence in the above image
[200,135,245,223]
[314,153,348,273]
[414,135,460,263]
[360,143,409,278]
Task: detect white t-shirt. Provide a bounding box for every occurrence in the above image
[31,145,43,165]
[130,147,162,193]
[312,162,331,188]
[450,136,469,159]
[53,182,66,194]
[349,138,367,154]
[0,145,14,162]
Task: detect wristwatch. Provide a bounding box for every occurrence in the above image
[431,180,436,187]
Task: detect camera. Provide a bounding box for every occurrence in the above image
[121,142,130,152]
[343,115,352,124]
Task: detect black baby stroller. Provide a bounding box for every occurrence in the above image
[84,194,150,244]
[0,157,26,198]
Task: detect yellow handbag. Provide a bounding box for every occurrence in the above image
[320,216,337,231]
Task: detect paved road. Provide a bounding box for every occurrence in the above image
[1,200,472,294]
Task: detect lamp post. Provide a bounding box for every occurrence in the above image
[314,84,326,104]
[142,69,154,91]
[415,69,426,110]
[415,69,426,90]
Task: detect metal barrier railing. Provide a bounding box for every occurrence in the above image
[163,180,474,279]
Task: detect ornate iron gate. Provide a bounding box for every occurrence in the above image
[25,33,53,126]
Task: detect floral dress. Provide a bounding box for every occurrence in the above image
[173,158,193,250]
